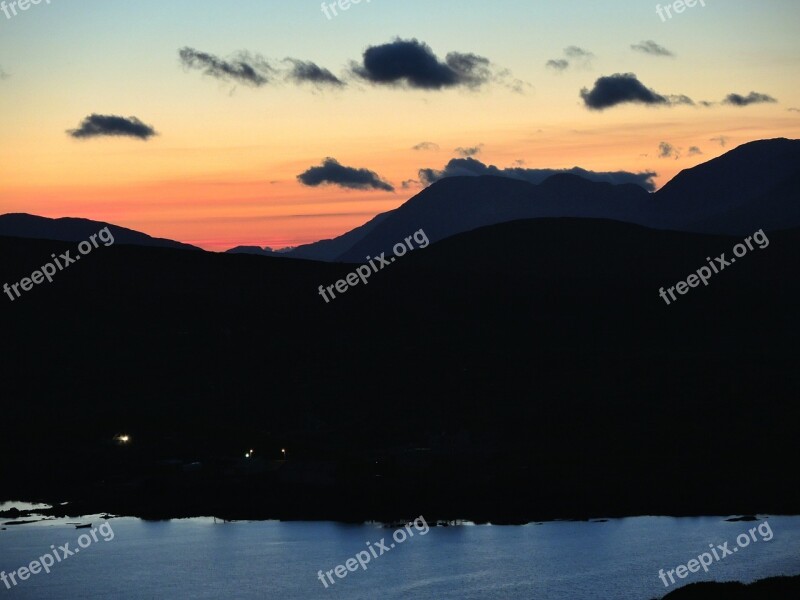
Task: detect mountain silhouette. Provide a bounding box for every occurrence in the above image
[655,138,800,233]
[0,213,200,251]
[227,211,393,261]
[269,138,799,263]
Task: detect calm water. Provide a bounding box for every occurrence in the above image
[1,513,799,599]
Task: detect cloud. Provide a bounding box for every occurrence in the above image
[419,157,657,191]
[454,144,483,157]
[564,46,594,60]
[546,46,594,72]
[580,75,694,110]
[546,59,570,72]
[283,59,345,88]
[687,146,703,156]
[788,108,800,113]
[709,136,728,147]
[667,94,696,106]
[580,73,691,110]
[297,158,394,192]
[67,114,158,140]
[722,91,777,106]
[180,47,345,91]
[351,38,495,90]
[631,40,675,57]
[179,47,273,87]
[658,142,680,159]
[412,142,440,151]
[179,41,525,94]
[0,67,8,80]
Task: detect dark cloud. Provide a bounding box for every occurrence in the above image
[658,142,680,159]
[722,91,777,106]
[419,157,657,192]
[455,144,483,157]
[788,108,800,113]
[298,158,394,192]
[283,59,344,87]
[546,59,569,72]
[351,38,494,90]
[0,67,8,80]
[179,47,273,87]
[179,41,525,94]
[631,40,675,57]
[580,73,692,110]
[67,114,158,140]
[687,146,703,156]
[709,136,728,147]
[412,142,440,151]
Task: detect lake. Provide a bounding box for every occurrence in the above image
[1,512,799,599]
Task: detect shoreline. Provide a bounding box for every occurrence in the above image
[2,501,793,526]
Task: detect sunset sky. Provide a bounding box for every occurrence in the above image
[1,0,799,251]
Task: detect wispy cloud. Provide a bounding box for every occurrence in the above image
[412,142,440,151]
[546,59,569,72]
[546,46,594,72]
[179,47,273,87]
[283,59,345,88]
[564,46,594,61]
[454,144,484,157]
[631,40,675,57]
[658,142,680,159]
[179,47,348,92]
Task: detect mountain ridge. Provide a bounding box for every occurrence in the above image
[283,138,800,262]
[0,213,201,251]
[2,138,797,261]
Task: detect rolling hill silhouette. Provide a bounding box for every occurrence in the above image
[1,213,798,522]
[0,214,200,251]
